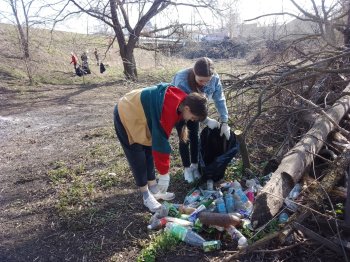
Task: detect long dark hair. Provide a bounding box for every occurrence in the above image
[187,57,215,92]
[180,93,208,142]
[182,93,208,121]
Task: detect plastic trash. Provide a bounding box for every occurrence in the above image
[188,198,215,222]
[203,240,221,252]
[232,181,253,213]
[245,179,256,202]
[225,189,235,213]
[226,225,248,249]
[215,197,227,213]
[179,205,196,215]
[198,212,241,228]
[278,212,289,224]
[165,222,205,247]
[155,202,180,218]
[207,179,214,191]
[184,189,201,205]
[284,183,302,211]
[147,217,167,230]
[164,216,193,227]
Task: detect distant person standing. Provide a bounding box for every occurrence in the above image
[81,51,88,63]
[70,52,78,69]
[81,51,91,74]
[94,48,100,65]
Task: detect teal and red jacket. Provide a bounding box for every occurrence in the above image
[117,83,187,174]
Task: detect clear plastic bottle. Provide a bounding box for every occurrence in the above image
[184,189,201,205]
[225,188,235,213]
[215,197,227,213]
[207,179,214,191]
[232,180,253,213]
[278,212,289,224]
[147,217,167,230]
[165,222,206,247]
[284,183,302,211]
[164,216,193,227]
[226,225,248,249]
[245,179,256,202]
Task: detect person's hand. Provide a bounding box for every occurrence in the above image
[220,122,231,140]
[158,174,170,193]
[206,117,220,129]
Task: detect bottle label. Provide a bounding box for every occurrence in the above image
[170,224,187,241]
[203,240,221,252]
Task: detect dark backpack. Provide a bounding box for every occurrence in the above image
[100,63,106,73]
[199,126,239,182]
[75,67,84,77]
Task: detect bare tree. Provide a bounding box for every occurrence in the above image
[1,0,52,85]
[55,0,220,81]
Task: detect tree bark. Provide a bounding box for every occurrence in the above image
[251,84,350,227]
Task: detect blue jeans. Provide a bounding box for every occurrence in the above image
[175,120,199,168]
[113,105,155,187]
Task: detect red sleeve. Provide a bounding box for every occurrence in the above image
[160,86,187,137]
[153,150,170,175]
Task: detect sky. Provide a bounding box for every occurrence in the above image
[56,0,299,34]
[0,0,334,34]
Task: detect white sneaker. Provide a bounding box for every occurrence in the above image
[190,163,201,180]
[152,191,175,201]
[184,167,194,183]
[143,194,161,212]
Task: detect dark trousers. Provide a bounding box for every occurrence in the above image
[113,105,155,187]
[175,120,199,168]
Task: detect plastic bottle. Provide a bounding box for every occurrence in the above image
[220,181,233,189]
[165,216,193,227]
[232,180,253,213]
[245,179,256,202]
[225,188,235,213]
[162,201,181,218]
[215,197,227,213]
[179,205,196,215]
[165,222,205,247]
[278,212,289,224]
[226,225,248,249]
[188,198,215,222]
[284,183,302,211]
[203,240,221,252]
[183,189,201,205]
[147,217,167,230]
[198,212,241,228]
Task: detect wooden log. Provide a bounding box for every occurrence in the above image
[234,130,250,170]
[251,84,350,227]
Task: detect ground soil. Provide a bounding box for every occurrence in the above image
[0,81,225,262]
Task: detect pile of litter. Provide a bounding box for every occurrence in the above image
[147,175,303,253]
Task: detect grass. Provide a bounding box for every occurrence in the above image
[137,232,180,262]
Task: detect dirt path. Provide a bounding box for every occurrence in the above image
[0,83,132,261]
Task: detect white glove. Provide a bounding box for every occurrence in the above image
[205,117,220,129]
[220,122,231,140]
[158,174,170,193]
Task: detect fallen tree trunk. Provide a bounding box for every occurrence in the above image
[251,84,350,227]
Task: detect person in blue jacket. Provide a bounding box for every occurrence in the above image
[171,57,230,183]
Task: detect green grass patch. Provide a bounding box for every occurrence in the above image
[137,232,180,262]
